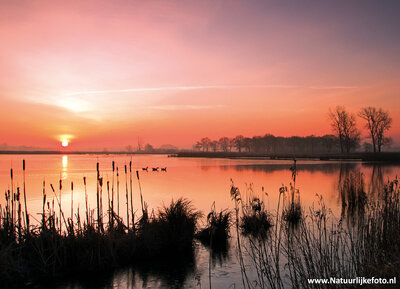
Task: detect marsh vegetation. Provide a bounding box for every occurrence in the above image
[0,157,399,288]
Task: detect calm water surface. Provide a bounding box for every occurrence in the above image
[0,154,398,288]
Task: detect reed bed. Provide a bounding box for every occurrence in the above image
[0,160,202,288]
[1,159,399,288]
[232,173,400,289]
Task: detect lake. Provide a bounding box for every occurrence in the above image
[0,154,398,288]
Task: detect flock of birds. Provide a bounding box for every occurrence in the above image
[141,166,167,172]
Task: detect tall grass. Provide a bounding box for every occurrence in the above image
[0,160,203,288]
[233,173,400,289]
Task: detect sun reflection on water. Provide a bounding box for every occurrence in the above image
[61,155,68,179]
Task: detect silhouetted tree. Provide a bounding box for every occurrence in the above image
[144,144,154,152]
[218,137,230,152]
[200,137,211,152]
[193,141,202,151]
[209,140,218,152]
[233,135,245,152]
[194,134,341,154]
[359,107,392,152]
[243,137,253,152]
[228,138,235,152]
[329,106,360,153]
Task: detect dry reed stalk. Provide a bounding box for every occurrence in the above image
[136,170,144,215]
[42,180,46,228]
[22,160,29,233]
[50,183,68,232]
[112,161,115,219]
[96,162,100,232]
[125,164,129,228]
[10,168,14,230]
[59,178,62,232]
[129,160,134,228]
[83,176,88,226]
[107,180,110,227]
[71,181,74,230]
[117,166,120,216]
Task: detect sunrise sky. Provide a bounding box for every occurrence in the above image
[1,0,399,150]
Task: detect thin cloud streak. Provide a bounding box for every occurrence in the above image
[309,86,360,90]
[65,84,359,96]
[65,85,296,96]
[148,104,225,110]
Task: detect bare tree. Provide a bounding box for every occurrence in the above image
[209,140,218,152]
[233,135,245,152]
[193,141,202,151]
[218,137,230,152]
[243,137,253,152]
[329,106,360,153]
[200,137,211,152]
[359,107,392,152]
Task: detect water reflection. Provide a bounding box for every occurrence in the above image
[0,155,399,289]
[216,162,358,174]
[62,155,68,179]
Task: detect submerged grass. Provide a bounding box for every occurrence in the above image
[196,205,231,248]
[240,197,273,239]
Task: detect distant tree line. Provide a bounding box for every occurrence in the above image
[193,106,392,154]
[193,134,341,154]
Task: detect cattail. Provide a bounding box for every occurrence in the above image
[71,181,74,229]
[129,160,134,228]
[116,167,119,215]
[59,178,62,232]
[42,180,46,228]
[111,161,115,220]
[22,160,29,233]
[17,187,21,240]
[96,171,100,232]
[107,180,110,227]
[125,164,129,229]
[10,168,14,227]
[99,177,103,232]
[83,176,88,225]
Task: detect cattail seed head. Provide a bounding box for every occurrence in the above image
[23,160,26,171]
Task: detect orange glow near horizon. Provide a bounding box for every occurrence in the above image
[1,1,400,150]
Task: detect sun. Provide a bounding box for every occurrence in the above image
[61,140,69,147]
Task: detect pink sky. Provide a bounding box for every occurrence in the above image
[1,1,399,149]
